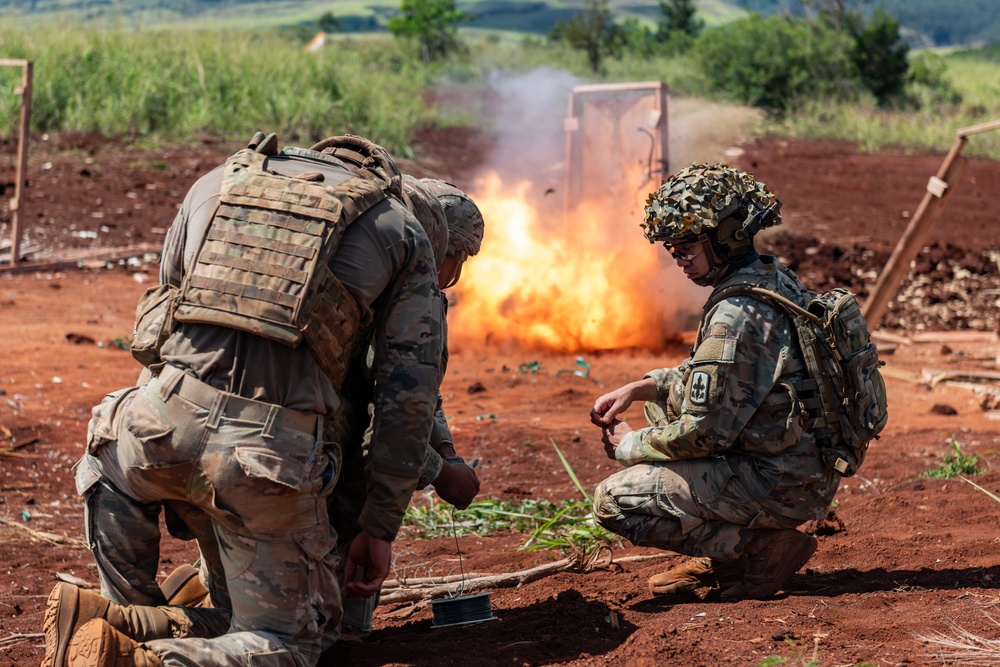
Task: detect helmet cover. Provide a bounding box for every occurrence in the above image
[401,175,449,266]
[310,134,403,198]
[419,179,484,262]
[641,163,781,245]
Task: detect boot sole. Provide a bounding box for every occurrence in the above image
[42,582,79,667]
[721,535,818,601]
[67,619,117,667]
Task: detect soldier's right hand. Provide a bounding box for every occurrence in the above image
[343,532,392,598]
[433,460,480,509]
[592,378,657,425]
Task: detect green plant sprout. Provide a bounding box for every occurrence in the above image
[402,439,613,557]
[922,438,983,479]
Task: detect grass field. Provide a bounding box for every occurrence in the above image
[0,19,998,160]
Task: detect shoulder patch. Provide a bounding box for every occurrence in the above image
[689,370,712,406]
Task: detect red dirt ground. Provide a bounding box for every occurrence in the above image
[3,127,1000,667]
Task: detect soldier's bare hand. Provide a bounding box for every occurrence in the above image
[601,420,633,460]
[592,379,656,425]
[343,532,392,598]
[433,460,480,509]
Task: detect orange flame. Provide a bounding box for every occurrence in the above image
[450,171,696,353]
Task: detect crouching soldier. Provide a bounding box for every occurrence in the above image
[590,164,843,601]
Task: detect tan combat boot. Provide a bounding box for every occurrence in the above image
[648,557,747,595]
[160,564,210,608]
[66,619,162,667]
[720,529,817,601]
[42,583,172,667]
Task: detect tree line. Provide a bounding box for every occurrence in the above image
[389,0,959,116]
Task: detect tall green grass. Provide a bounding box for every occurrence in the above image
[0,23,436,153]
[1,22,999,159]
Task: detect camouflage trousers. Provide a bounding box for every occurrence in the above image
[592,456,801,562]
[75,365,341,667]
[328,435,439,641]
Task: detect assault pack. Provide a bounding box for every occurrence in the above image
[711,285,889,476]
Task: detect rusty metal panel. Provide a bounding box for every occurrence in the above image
[564,81,668,215]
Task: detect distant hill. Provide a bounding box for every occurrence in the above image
[1,0,998,47]
[735,0,1000,47]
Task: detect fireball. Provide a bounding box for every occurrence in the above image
[450,171,698,353]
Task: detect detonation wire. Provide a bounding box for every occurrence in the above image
[450,506,468,596]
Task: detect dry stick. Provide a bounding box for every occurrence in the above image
[382,573,490,590]
[0,516,87,549]
[380,558,578,604]
[0,632,43,650]
[379,552,672,605]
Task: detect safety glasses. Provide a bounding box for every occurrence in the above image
[664,240,704,261]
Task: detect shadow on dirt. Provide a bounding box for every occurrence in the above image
[795,565,1000,596]
[326,589,637,667]
[624,565,1000,612]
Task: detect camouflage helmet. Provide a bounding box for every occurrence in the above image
[641,163,781,245]
[401,175,449,266]
[419,179,484,262]
[310,134,403,199]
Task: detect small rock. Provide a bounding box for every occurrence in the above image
[930,404,958,416]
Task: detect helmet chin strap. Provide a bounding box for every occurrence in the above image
[691,233,728,287]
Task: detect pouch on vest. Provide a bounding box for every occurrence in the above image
[131,284,180,368]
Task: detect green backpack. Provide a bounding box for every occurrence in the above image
[711,285,889,476]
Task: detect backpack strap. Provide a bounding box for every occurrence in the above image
[705,284,841,434]
[705,284,820,326]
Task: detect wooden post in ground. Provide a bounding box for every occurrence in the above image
[862,119,1000,330]
[0,59,32,268]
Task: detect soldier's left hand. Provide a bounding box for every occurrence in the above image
[601,420,632,460]
[433,459,480,509]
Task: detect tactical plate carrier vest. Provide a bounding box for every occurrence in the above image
[172,144,389,389]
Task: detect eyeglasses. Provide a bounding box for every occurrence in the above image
[664,241,704,261]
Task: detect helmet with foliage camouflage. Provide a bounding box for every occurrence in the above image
[641,163,781,246]
[310,134,403,199]
[401,175,449,266]
[419,179,484,262]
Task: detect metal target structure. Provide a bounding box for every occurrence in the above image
[562,81,669,217]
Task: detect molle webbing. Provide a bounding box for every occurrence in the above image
[174,148,387,387]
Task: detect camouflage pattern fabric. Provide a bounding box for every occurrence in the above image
[641,163,781,245]
[419,179,484,261]
[593,257,840,561]
[329,295,453,640]
[77,369,340,667]
[76,146,444,667]
[401,175,449,266]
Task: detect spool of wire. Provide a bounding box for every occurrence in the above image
[429,507,497,628]
[431,592,495,628]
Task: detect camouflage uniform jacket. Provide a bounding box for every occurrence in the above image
[615,255,838,522]
[159,151,443,541]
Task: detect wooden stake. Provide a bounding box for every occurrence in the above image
[862,135,968,330]
[0,60,32,268]
[863,119,1000,330]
